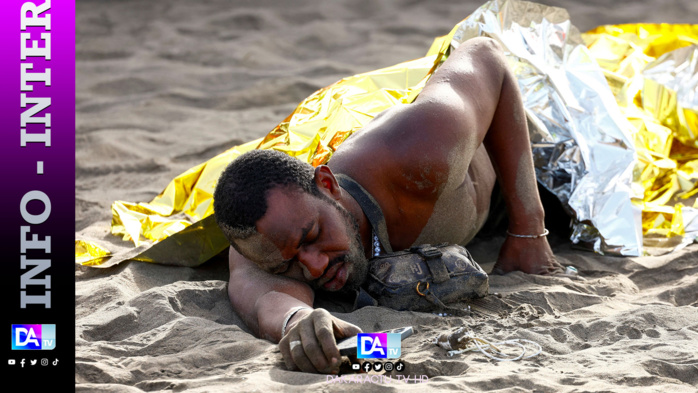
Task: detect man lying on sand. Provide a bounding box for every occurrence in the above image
[213,37,562,374]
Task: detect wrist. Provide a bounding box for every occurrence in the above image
[507,208,545,235]
[280,306,312,337]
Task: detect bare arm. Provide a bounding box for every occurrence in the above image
[228,246,361,372]
[417,37,560,273]
[228,246,314,342]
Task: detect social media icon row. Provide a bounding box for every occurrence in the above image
[8,358,58,367]
[351,361,405,373]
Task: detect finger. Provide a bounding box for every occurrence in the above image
[539,266,555,275]
[279,334,299,371]
[313,313,341,372]
[333,318,363,338]
[298,315,330,372]
[543,261,564,275]
[290,338,318,373]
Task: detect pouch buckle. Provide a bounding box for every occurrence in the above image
[411,245,442,260]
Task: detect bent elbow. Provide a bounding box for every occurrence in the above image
[468,36,505,56]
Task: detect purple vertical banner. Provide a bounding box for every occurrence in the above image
[0,0,75,387]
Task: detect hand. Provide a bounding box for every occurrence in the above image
[278,308,362,373]
[492,235,562,275]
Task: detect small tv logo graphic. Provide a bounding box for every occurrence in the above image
[11,325,56,350]
[357,333,401,359]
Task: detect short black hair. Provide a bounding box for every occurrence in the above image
[213,149,318,243]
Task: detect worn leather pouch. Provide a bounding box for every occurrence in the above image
[363,243,488,315]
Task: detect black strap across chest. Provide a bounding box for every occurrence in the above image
[334,174,393,253]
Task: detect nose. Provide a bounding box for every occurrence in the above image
[297,246,329,281]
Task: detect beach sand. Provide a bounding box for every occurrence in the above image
[75,0,698,391]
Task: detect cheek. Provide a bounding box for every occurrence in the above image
[322,218,353,249]
[234,234,283,267]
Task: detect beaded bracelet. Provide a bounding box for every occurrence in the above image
[506,228,549,239]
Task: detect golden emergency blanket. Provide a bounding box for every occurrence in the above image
[582,24,698,250]
[77,0,698,267]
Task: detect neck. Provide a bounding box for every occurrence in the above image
[338,186,374,260]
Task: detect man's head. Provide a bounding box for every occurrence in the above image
[213,150,369,292]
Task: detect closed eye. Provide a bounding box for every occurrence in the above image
[307,223,321,245]
[271,222,321,275]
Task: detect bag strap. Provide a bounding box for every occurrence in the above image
[417,282,471,317]
[412,245,450,284]
[353,287,378,309]
[335,174,393,253]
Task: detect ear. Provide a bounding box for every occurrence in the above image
[313,165,341,200]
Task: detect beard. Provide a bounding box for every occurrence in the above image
[311,192,369,294]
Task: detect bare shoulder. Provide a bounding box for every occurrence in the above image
[330,37,507,170]
[329,101,456,199]
[329,38,509,198]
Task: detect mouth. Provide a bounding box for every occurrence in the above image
[317,262,348,291]
[317,261,342,286]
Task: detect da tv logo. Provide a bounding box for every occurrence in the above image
[11,324,56,350]
[357,333,401,359]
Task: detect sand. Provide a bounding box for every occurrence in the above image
[75,0,698,391]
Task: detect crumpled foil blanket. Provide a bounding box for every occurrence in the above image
[77,0,698,267]
[582,24,698,253]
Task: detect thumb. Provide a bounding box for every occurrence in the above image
[333,319,362,339]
